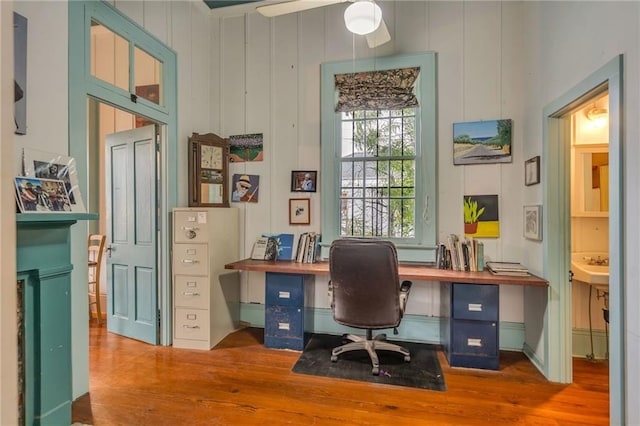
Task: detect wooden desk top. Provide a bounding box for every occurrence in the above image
[224,259,548,287]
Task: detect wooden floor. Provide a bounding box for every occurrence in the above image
[73,323,609,425]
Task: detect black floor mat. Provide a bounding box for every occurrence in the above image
[292,333,447,391]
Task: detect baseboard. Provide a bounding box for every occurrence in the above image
[572,327,609,360]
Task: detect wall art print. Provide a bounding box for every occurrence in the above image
[231,174,260,202]
[463,194,500,238]
[453,119,512,165]
[229,133,264,162]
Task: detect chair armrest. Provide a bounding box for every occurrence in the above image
[399,280,412,314]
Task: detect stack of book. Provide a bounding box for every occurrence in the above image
[486,261,530,276]
[436,234,484,272]
[295,232,320,263]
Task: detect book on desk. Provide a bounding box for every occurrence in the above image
[486,261,530,276]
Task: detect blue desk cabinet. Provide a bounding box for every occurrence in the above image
[264,272,305,350]
[440,282,500,370]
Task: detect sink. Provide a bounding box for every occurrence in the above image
[571,252,609,287]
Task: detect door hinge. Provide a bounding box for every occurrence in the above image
[569,270,574,283]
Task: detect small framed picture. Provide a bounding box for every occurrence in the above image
[289,198,310,225]
[14,176,72,213]
[524,205,542,241]
[22,148,86,212]
[291,170,317,192]
[525,156,540,186]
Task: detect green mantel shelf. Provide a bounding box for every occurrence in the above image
[17,212,99,223]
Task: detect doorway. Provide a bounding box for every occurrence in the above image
[543,56,623,423]
[88,99,161,344]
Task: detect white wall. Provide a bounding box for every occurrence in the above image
[0,1,18,423]
[211,1,529,324]
[521,1,640,422]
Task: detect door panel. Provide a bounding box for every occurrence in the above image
[106,125,158,344]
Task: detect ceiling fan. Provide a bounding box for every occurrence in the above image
[256,0,391,48]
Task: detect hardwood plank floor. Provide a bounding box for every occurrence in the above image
[73,324,609,425]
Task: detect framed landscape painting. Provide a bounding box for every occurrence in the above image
[453,119,512,165]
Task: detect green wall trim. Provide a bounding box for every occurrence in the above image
[240,303,525,350]
[543,54,623,422]
[523,342,545,376]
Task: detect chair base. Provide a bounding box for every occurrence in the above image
[331,332,411,375]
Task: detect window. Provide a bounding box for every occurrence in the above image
[321,53,437,262]
[339,108,416,238]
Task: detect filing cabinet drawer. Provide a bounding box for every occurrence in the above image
[173,244,208,276]
[452,283,498,321]
[174,275,210,310]
[174,308,210,341]
[265,306,304,338]
[266,274,304,307]
[173,210,210,244]
[451,320,498,357]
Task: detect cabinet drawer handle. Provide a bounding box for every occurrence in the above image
[278,291,291,299]
[278,323,290,331]
[468,303,482,312]
[467,338,482,347]
[181,259,199,264]
[183,325,200,329]
[182,226,200,231]
[182,292,200,296]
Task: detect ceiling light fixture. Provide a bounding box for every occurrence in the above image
[344,0,382,35]
[585,105,608,129]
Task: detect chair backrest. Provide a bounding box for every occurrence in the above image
[88,234,106,269]
[329,238,401,329]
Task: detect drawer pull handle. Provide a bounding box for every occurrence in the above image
[278,291,291,299]
[181,259,199,264]
[182,292,200,296]
[278,323,290,331]
[183,325,200,329]
[182,226,200,231]
[468,303,483,312]
[467,338,482,347]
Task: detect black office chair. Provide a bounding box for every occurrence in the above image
[328,238,412,375]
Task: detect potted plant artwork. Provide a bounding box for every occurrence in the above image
[464,197,485,234]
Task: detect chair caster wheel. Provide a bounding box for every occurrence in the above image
[372,367,379,375]
[331,355,338,362]
[404,355,411,362]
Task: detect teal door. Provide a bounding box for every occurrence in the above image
[105,125,159,344]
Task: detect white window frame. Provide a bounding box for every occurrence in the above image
[320,53,437,262]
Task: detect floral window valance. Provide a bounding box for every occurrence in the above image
[334,67,420,112]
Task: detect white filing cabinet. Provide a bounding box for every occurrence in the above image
[172,208,240,350]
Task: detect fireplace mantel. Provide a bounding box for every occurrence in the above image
[17,213,97,425]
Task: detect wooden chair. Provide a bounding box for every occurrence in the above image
[88,234,106,325]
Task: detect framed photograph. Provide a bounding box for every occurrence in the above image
[291,170,317,192]
[525,156,541,186]
[524,205,542,241]
[22,148,86,212]
[14,176,72,213]
[453,119,513,165]
[289,198,311,225]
